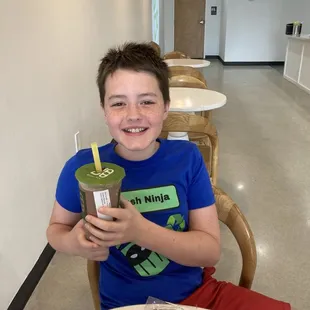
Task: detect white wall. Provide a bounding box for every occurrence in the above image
[282,0,310,34]
[223,0,284,62]
[220,0,310,62]
[0,1,152,308]
[204,0,222,56]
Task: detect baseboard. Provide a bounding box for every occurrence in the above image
[222,60,285,66]
[269,62,285,66]
[8,244,56,310]
[218,56,225,65]
[204,55,284,66]
[204,55,219,59]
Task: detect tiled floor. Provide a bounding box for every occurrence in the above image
[25,61,310,310]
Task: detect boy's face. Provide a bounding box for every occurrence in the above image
[103,69,169,157]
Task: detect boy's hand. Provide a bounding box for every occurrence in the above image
[68,219,110,261]
[84,197,146,247]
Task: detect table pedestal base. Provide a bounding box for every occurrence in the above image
[167,132,189,141]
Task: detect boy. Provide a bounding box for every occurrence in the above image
[47,42,291,310]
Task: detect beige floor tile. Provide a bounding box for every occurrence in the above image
[25,254,92,310]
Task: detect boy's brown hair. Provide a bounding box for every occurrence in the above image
[97,42,170,106]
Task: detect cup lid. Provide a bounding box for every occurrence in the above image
[75,162,125,185]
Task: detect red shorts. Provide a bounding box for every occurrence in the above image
[180,268,291,310]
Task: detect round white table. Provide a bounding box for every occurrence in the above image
[165,59,211,68]
[168,87,227,140]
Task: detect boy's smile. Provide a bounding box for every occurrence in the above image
[122,126,148,135]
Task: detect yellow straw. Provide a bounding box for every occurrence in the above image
[91,142,102,172]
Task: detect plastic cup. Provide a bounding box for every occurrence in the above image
[75,162,126,225]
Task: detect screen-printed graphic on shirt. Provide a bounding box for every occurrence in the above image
[122,185,179,213]
[117,186,185,277]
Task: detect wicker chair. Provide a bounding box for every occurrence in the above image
[169,65,207,86]
[87,187,257,309]
[164,51,188,60]
[213,186,257,289]
[160,113,218,185]
[87,260,100,310]
[169,75,207,89]
[149,41,161,56]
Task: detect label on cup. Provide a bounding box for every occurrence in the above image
[93,190,113,221]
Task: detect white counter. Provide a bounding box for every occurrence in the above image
[284,35,310,94]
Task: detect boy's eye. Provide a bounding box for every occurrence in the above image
[141,100,155,105]
[111,102,125,107]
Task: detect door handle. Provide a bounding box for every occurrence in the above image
[199,20,205,25]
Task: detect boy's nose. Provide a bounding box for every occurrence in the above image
[126,105,142,121]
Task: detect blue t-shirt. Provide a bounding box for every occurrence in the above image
[56,139,215,310]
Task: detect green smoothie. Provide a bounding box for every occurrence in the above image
[75,162,125,222]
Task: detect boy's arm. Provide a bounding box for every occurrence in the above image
[47,201,110,261]
[46,201,81,253]
[136,203,221,267]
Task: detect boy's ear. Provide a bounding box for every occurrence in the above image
[163,101,170,120]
